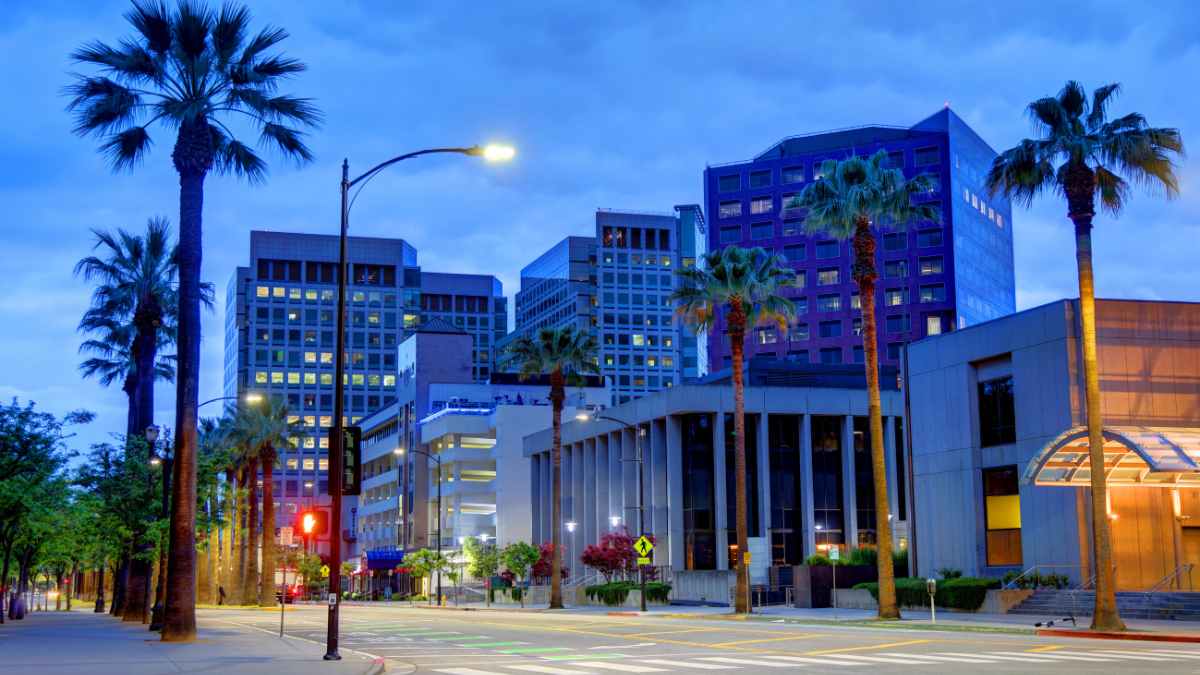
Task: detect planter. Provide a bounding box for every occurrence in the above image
[576,587,669,608]
[836,588,1035,613]
[793,564,878,608]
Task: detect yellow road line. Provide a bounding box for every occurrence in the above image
[712,634,819,648]
[1030,645,1063,652]
[627,628,724,637]
[805,638,932,655]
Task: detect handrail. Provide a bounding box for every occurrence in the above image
[1148,563,1194,593]
[1002,564,1083,590]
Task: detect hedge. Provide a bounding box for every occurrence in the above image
[585,581,671,606]
[853,576,1000,610]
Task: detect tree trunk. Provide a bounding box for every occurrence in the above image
[548,370,565,610]
[1065,169,1125,632]
[0,536,11,623]
[111,553,129,617]
[222,468,234,599]
[244,457,260,605]
[852,216,899,619]
[94,565,106,613]
[729,297,750,614]
[164,121,210,642]
[123,551,150,623]
[133,301,160,438]
[234,466,248,605]
[259,451,277,607]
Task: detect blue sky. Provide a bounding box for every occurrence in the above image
[2,1,1198,450]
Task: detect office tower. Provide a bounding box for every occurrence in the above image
[703,108,1015,370]
[511,206,707,403]
[418,272,507,382]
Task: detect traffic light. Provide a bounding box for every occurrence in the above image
[297,509,328,536]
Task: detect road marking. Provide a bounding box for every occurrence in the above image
[434,669,497,675]
[588,643,655,649]
[569,662,667,673]
[545,654,625,661]
[711,634,817,648]
[1030,645,1063,652]
[506,665,593,674]
[627,628,720,637]
[458,641,531,648]
[990,650,1107,662]
[498,647,572,654]
[882,653,997,663]
[1093,650,1176,661]
[805,638,932,655]
[1149,649,1200,658]
[699,656,805,668]
[942,652,1053,663]
[831,654,943,665]
[639,659,737,670]
[757,655,856,666]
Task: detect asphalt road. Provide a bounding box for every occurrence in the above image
[206,604,1200,674]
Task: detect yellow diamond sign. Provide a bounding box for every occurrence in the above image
[634,535,654,557]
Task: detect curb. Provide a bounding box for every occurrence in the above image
[1036,628,1200,643]
[364,656,388,675]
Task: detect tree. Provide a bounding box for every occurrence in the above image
[986,81,1183,631]
[503,327,598,609]
[232,398,298,606]
[672,246,795,614]
[786,150,939,619]
[580,528,640,582]
[499,542,541,609]
[462,537,500,581]
[67,1,320,641]
[402,549,447,604]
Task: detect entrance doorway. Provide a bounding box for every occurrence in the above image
[1181,527,1200,591]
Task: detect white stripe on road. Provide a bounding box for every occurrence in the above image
[988,651,1107,662]
[1091,650,1177,661]
[827,654,942,665]
[434,669,498,675]
[880,653,997,664]
[567,663,666,673]
[589,643,656,649]
[942,652,1057,663]
[699,657,817,668]
[1055,649,1171,662]
[758,655,858,666]
[1149,649,1200,658]
[505,666,594,675]
[639,659,737,670]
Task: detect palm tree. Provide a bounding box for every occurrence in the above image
[233,398,300,606]
[786,151,939,619]
[504,327,599,609]
[78,319,174,442]
[671,246,795,614]
[67,1,320,640]
[986,81,1182,631]
[197,417,231,605]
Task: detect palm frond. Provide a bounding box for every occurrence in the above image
[259,122,313,162]
[211,3,250,67]
[100,126,154,171]
[1088,83,1121,132]
[210,123,266,183]
[126,0,173,54]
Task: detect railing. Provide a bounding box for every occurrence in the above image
[1148,563,1195,593]
[1001,564,1083,590]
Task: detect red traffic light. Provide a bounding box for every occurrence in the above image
[296,509,328,535]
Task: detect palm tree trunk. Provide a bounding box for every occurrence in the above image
[1067,183,1125,631]
[259,452,277,607]
[549,371,565,610]
[222,469,234,599]
[729,297,750,614]
[853,216,899,619]
[122,545,149,623]
[163,124,210,641]
[206,494,220,604]
[244,457,260,605]
[234,467,247,605]
[94,564,106,613]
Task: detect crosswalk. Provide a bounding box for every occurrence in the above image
[432,649,1200,673]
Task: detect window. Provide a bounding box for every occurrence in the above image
[885,314,910,333]
[718,226,741,244]
[794,296,808,314]
[983,466,1022,566]
[750,196,773,215]
[749,170,771,188]
[917,230,943,248]
[718,200,742,218]
[926,315,943,336]
[883,150,904,168]
[794,271,806,290]
[884,288,905,307]
[919,256,943,275]
[783,244,805,262]
[781,219,802,236]
[815,240,839,259]
[884,260,907,279]
[756,327,778,344]
[817,268,839,286]
[718,174,740,192]
[750,221,773,239]
[818,320,842,338]
[790,322,810,341]
[817,294,841,313]
[978,376,1016,447]
[914,146,940,166]
[883,232,907,251]
[782,166,805,184]
[919,284,946,303]
[819,347,843,365]
[850,293,860,310]
[852,318,863,335]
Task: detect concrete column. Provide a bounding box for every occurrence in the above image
[757,412,771,540]
[652,418,669,537]
[842,415,857,548]
[541,449,551,547]
[571,442,584,578]
[583,438,597,571]
[884,416,899,536]
[713,412,729,570]
[595,436,610,535]
[800,415,816,557]
[530,454,541,544]
[666,415,684,570]
[620,431,636,530]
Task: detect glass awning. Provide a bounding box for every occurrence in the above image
[1025,426,1200,488]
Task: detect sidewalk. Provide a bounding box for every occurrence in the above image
[0,607,380,675]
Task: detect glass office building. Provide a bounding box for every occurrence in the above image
[702,108,1015,370]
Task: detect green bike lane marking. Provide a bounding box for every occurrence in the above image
[498,647,572,654]
[456,641,530,648]
[543,653,627,661]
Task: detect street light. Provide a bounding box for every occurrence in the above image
[323,144,513,660]
[197,392,263,410]
[575,410,649,611]
[609,515,622,529]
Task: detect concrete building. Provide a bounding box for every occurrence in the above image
[704,108,1015,371]
[908,299,1200,589]
[523,362,906,584]
[419,271,507,383]
[510,206,708,404]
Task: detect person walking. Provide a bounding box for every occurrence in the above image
[217,586,226,606]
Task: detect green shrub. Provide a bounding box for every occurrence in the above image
[846,547,878,567]
[1001,570,1070,590]
[937,567,963,579]
[805,554,834,566]
[853,576,1000,610]
[643,582,671,603]
[892,549,909,575]
[585,580,672,606]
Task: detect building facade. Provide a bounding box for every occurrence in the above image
[908,299,1200,590]
[703,108,1015,371]
[511,206,708,404]
[524,362,907,584]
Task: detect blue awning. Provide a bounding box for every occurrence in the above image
[365,548,407,571]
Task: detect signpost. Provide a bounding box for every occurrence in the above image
[830,547,840,611]
[926,578,937,624]
[634,535,654,566]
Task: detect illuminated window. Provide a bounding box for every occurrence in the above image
[320,352,333,364]
[320,373,333,385]
[304,415,315,427]
[273,287,286,298]
[719,201,742,218]
[304,352,317,363]
[318,458,329,471]
[286,459,299,470]
[271,372,284,384]
[383,375,396,387]
[983,466,1022,566]
[288,436,300,448]
[302,437,315,449]
[287,372,300,385]
[368,374,380,386]
[289,288,301,300]
[305,289,318,301]
[404,314,419,328]
[321,289,335,301]
[817,268,839,286]
[255,371,268,384]
[302,458,315,470]
[662,356,674,368]
[256,286,269,298]
[750,198,772,216]
[368,312,380,325]
[352,374,365,385]
[319,437,329,448]
[664,337,673,348]
[319,416,332,427]
[647,356,657,367]
[884,289,905,307]
[303,373,316,385]
[352,291,365,302]
[632,334,644,346]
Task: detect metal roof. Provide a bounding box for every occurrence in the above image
[1025,426,1200,488]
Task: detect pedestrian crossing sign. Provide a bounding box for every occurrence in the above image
[634,535,654,557]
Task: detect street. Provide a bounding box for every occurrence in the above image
[213,604,1200,674]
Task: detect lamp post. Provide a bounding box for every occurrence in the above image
[576,411,648,612]
[397,446,444,607]
[324,144,513,660]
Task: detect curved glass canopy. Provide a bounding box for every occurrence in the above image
[1025,426,1200,488]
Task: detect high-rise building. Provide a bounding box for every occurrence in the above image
[703,108,1015,370]
[223,231,505,545]
[510,206,707,403]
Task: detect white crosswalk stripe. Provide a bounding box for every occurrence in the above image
[987,650,1107,662]
[880,653,997,663]
[1149,649,1200,658]
[825,654,942,665]
[506,665,593,675]
[757,655,859,666]
[434,669,497,675]
[1056,649,1171,661]
[638,659,738,670]
[698,656,808,668]
[566,663,666,673]
[1091,650,1177,661]
[943,652,1058,663]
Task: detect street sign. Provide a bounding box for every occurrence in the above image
[279,526,294,547]
[637,557,651,566]
[327,425,363,496]
[634,535,654,557]
[320,564,330,578]
[743,551,751,565]
[829,547,840,561]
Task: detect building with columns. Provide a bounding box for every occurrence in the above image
[523,362,907,584]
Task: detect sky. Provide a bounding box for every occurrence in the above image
[1,0,1198,451]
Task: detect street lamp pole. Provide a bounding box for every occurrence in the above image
[577,412,647,612]
[325,144,512,660]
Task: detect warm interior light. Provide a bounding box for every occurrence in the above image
[393,447,404,456]
[575,412,591,421]
[245,392,263,404]
[482,144,515,162]
[150,457,161,466]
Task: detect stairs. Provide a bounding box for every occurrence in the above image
[1008,590,1200,621]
